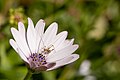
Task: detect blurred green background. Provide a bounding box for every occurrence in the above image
[0,0,120,80]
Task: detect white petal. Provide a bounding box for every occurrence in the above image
[9,39,29,63]
[35,19,45,53]
[27,18,36,53]
[35,19,45,36]
[65,38,74,45]
[47,54,79,71]
[11,28,30,57]
[46,44,79,62]
[43,22,58,46]
[56,38,74,51]
[51,31,68,51]
[9,39,18,53]
[18,22,25,36]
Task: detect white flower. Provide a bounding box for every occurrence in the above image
[79,60,91,76]
[9,18,79,72]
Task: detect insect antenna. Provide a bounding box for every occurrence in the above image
[35,28,45,54]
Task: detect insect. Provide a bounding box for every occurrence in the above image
[41,45,55,55]
[36,28,56,57]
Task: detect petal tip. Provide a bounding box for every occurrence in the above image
[11,27,17,33]
[40,19,44,21]
[50,22,58,29]
[27,17,31,20]
[71,38,75,41]
[71,54,80,62]
[9,39,13,44]
[74,54,80,59]
[18,21,22,24]
[74,44,79,49]
[38,19,45,24]
[27,17,33,23]
[53,22,58,25]
[63,31,68,35]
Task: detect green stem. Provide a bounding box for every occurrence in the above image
[24,70,32,80]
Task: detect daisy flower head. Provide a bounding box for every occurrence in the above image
[9,17,79,73]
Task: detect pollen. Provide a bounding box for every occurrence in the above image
[28,53,47,68]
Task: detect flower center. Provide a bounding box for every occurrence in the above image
[26,46,56,72]
[28,53,47,67]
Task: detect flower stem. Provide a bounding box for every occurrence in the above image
[24,70,32,80]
